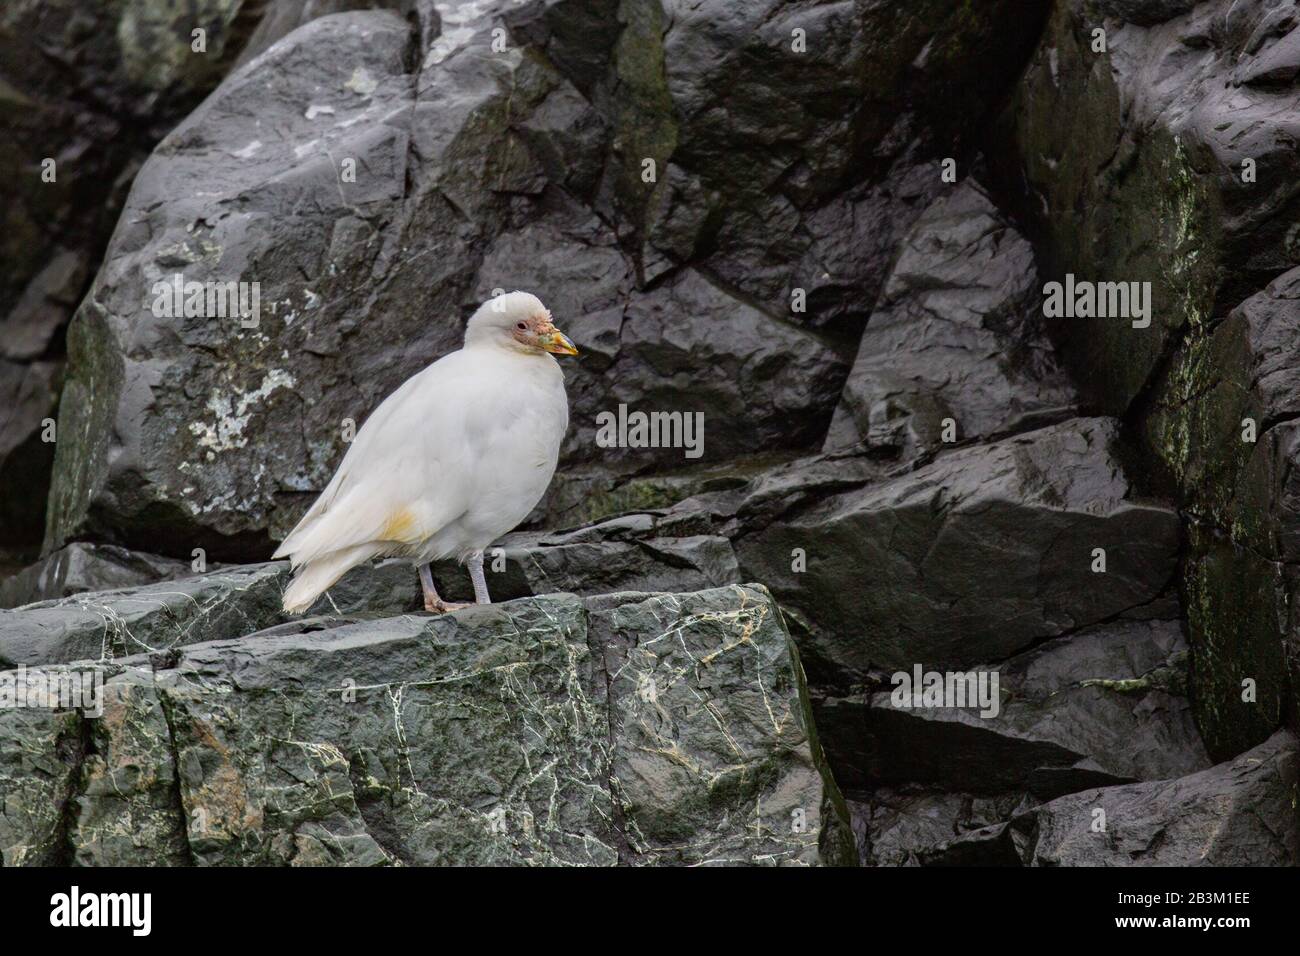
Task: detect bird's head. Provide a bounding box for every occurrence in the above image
[465,291,578,357]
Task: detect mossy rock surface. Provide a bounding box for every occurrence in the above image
[0,584,855,866]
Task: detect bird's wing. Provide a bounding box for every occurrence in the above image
[274,353,479,566]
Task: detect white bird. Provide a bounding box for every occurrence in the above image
[275,291,577,614]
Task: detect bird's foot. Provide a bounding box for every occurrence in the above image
[424,596,471,614]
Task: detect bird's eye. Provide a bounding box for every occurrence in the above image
[516,322,527,330]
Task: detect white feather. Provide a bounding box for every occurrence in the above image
[276,292,570,613]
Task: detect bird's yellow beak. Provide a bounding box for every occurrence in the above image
[539,328,579,356]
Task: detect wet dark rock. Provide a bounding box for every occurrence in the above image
[1137,267,1300,759]
[990,0,1300,766]
[0,359,60,548]
[824,180,1077,459]
[42,6,851,558]
[849,789,1028,867]
[995,0,1300,414]
[855,730,1298,867]
[1094,0,1203,27]
[609,0,1050,332]
[819,619,1210,797]
[1010,730,1299,866]
[735,418,1180,684]
[0,542,192,609]
[0,1,390,548]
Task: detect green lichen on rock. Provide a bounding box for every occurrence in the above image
[0,584,855,866]
[116,0,246,93]
[593,587,854,864]
[1140,268,1300,759]
[0,693,82,865]
[600,0,679,247]
[992,0,1300,766]
[72,669,189,865]
[42,297,125,556]
[1183,526,1288,762]
[995,5,1223,414]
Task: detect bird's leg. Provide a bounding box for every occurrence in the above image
[467,550,492,604]
[418,563,469,614]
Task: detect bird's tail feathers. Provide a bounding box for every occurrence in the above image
[281,543,381,614]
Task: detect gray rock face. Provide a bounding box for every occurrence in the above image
[735,418,1180,683]
[1011,730,1299,866]
[0,542,192,609]
[820,619,1209,798]
[0,585,855,866]
[997,0,1300,413]
[43,0,1058,558]
[0,0,387,551]
[42,5,852,557]
[824,181,1076,459]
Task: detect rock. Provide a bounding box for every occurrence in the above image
[1142,268,1300,536]
[1010,730,1300,866]
[0,563,289,667]
[1136,266,1300,759]
[587,0,1051,332]
[734,418,1180,684]
[824,179,1077,458]
[993,0,1300,414]
[0,0,240,342]
[71,668,189,866]
[0,542,192,609]
[44,10,429,559]
[0,515,748,666]
[849,789,1028,866]
[1094,0,1202,27]
[0,1,383,548]
[865,728,1300,866]
[589,587,854,864]
[432,518,739,604]
[0,585,856,866]
[993,0,1300,763]
[0,0,393,339]
[42,5,853,559]
[0,555,446,668]
[0,358,60,547]
[0,683,84,865]
[1179,527,1290,761]
[819,619,1210,797]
